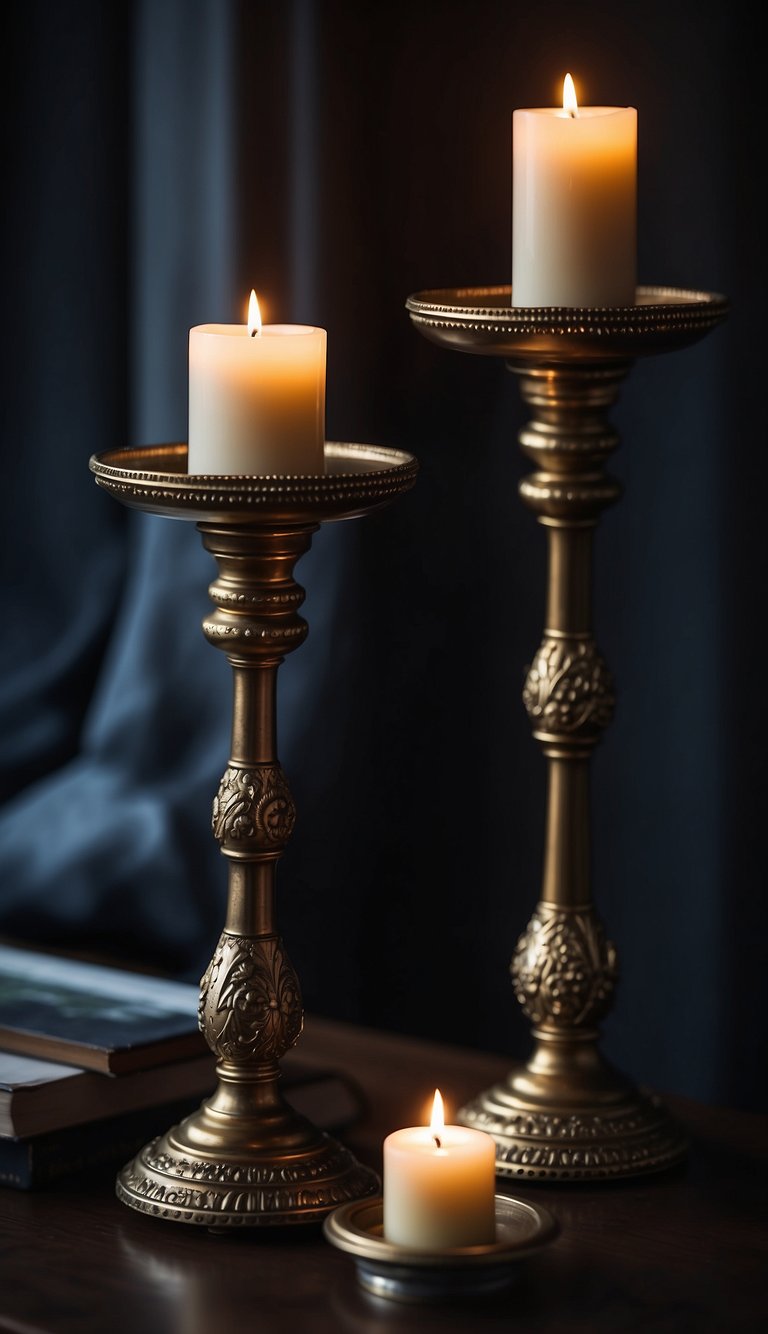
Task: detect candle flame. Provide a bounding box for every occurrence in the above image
[430,1089,445,1148]
[563,72,578,116]
[247,289,262,337]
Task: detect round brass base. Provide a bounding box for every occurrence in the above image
[116,1106,379,1228]
[458,1075,687,1182]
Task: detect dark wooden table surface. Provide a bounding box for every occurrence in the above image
[0,1016,766,1334]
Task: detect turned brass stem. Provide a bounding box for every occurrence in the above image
[540,758,590,908]
[224,862,276,937]
[230,666,278,764]
[545,525,594,634]
[196,523,313,1107]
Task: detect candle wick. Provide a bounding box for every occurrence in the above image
[567,108,576,118]
[250,328,258,338]
[433,1135,441,1150]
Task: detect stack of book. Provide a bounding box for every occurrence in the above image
[0,945,364,1189]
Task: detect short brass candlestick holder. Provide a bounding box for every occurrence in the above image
[90,441,418,1226]
[407,286,727,1181]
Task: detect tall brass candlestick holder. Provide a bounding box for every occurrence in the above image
[406,286,727,1181]
[90,441,418,1226]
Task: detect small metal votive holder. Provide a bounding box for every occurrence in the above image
[323,1194,557,1302]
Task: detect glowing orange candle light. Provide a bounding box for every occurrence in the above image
[562,72,578,116]
[247,288,262,336]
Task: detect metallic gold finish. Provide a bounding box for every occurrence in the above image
[406,285,727,361]
[323,1194,558,1302]
[90,441,416,522]
[406,286,727,1181]
[90,442,418,1225]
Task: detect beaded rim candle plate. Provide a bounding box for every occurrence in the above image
[323,1194,558,1302]
[89,442,419,524]
[405,285,728,361]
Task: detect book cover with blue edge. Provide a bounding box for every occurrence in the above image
[0,946,206,1073]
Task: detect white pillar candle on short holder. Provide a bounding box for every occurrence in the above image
[512,74,637,308]
[188,291,326,475]
[383,1090,497,1249]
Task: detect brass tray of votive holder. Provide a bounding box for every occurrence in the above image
[323,1194,558,1302]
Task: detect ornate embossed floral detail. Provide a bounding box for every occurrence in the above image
[142,1143,361,1186]
[199,934,303,1063]
[457,1103,680,1178]
[211,588,303,608]
[511,907,618,1027]
[212,766,296,847]
[523,638,614,736]
[117,1142,378,1221]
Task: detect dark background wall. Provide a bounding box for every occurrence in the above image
[1,0,764,1112]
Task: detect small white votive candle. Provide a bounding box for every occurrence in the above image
[383,1089,497,1250]
[188,290,326,475]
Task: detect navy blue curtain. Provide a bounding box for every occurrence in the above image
[1,0,763,1112]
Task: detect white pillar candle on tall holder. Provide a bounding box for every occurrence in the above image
[188,291,326,475]
[512,74,637,308]
[383,1090,497,1249]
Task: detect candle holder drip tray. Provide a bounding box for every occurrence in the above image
[323,1194,557,1302]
